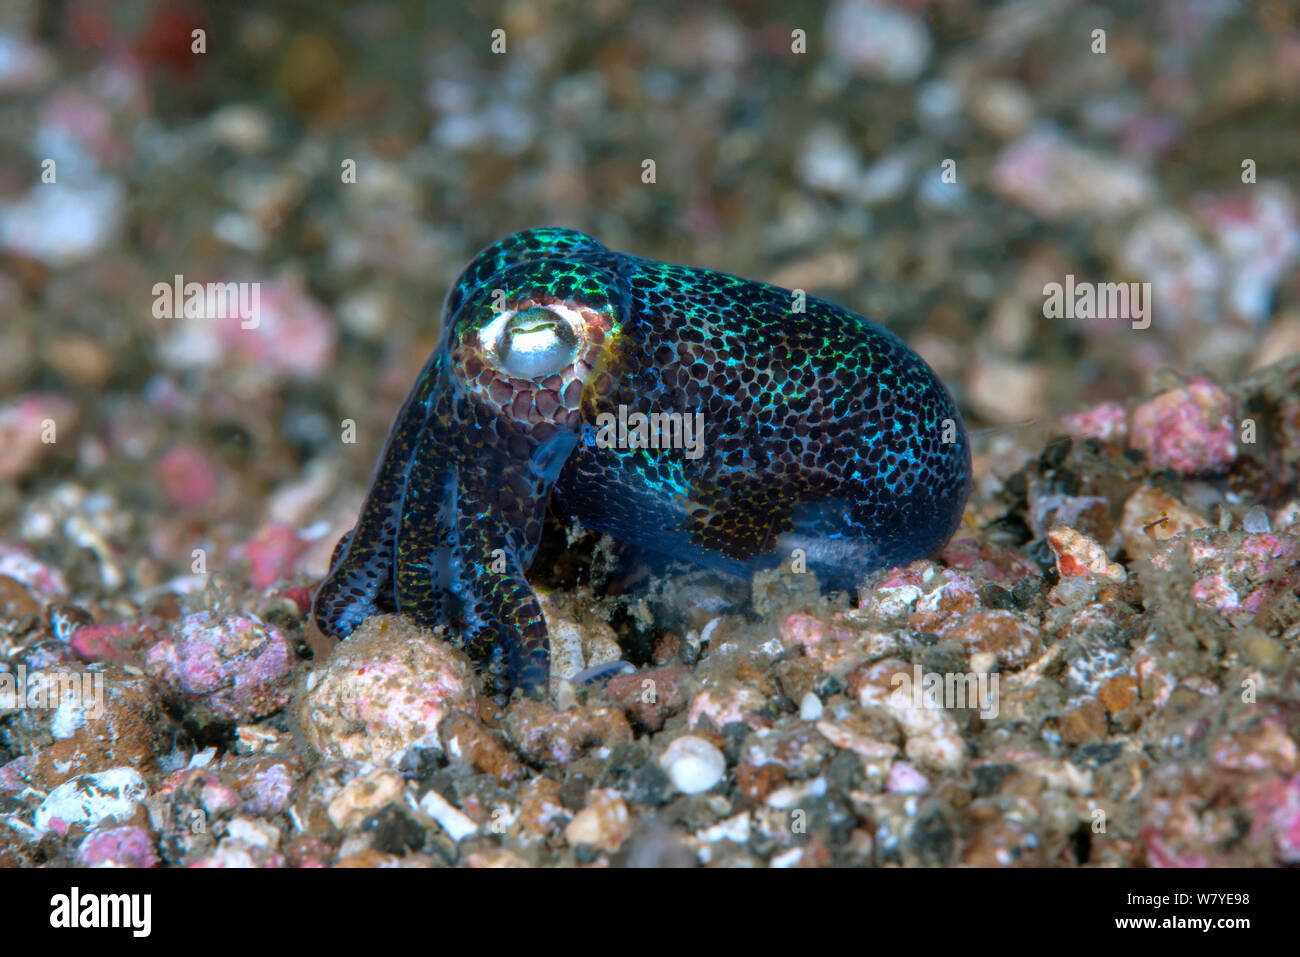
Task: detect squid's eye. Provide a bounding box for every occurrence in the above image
[497,307,579,378]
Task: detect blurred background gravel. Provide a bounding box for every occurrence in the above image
[2,0,1297,542]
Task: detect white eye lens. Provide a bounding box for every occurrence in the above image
[498,307,579,378]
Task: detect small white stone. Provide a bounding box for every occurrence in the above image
[420,789,479,842]
[1243,506,1271,534]
[770,847,804,868]
[659,735,725,795]
[698,811,751,844]
[49,695,87,740]
[767,776,828,809]
[207,104,272,153]
[0,180,124,267]
[699,617,724,645]
[34,768,148,835]
[224,816,280,850]
[799,692,824,722]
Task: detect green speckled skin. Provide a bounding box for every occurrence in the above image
[312,228,971,697]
